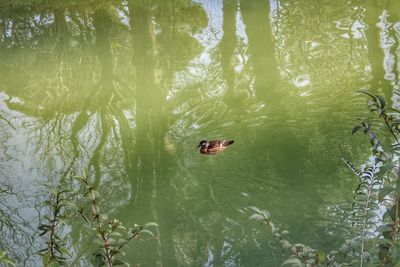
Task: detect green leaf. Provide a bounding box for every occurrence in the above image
[280,240,291,249]
[117,224,127,231]
[58,217,69,225]
[352,125,362,135]
[249,213,265,221]
[248,206,262,214]
[42,200,53,207]
[281,257,302,266]
[359,90,377,101]
[38,224,51,231]
[378,245,390,260]
[388,107,400,113]
[110,232,123,238]
[50,188,61,197]
[113,259,129,266]
[115,239,128,248]
[93,239,104,247]
[391,246,400,264]
[281,230,290,235]
[74,176,86,183]
[0,251,16,267]
[379,186,395,202]
[57,245,72,257]
[37,248,50,254]
[42,251,52,265]
[348,239,361,249]
[376,95,386,109]
[93,252,105,266]
[140,229,154,237]
[269,221,276,233]
[89,190,99,200]
[261,210,271,219]
[316,251,326,264]
[82,214,91,223]
[144,222,159,228]
[39,230,48,237]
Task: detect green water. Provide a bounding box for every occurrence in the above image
[1,0,399,266]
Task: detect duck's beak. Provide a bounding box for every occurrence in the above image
[196,144,201,148]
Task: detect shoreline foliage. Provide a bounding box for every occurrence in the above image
[36,176,157,267]
[250,91,400,266]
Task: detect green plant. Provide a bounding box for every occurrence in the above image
[250,91,400,266]
[37,177,157,266]
[353,91,400,265]
[249,206,361,266]
[341,158,380,266]
[249,206,327,266]
[0,250,15,267]
[75,176,157,267]
[38,187,72,266]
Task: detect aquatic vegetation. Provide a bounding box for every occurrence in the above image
[0,0,399,265]
[37,177,157,267]
[75,176,158,267]
[0,250,15,267]
[38,188,72,266]
[250,91,400,266]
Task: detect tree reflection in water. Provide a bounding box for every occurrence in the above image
[0,0,209,265]
[0,0,400,265]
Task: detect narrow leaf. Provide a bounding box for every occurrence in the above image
[379,186,395,202]
[352,125,362,135]
[144,222,159,228]
[248,206,262,214]
[249,213,265,221]
[281,257,302,266]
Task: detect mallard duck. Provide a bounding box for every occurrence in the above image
[197,140,234,154]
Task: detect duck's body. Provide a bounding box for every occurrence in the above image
[197,140,234,154]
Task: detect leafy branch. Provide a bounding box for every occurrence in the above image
[356,91,400,265]
[342,158,380,266]
[38,188,72,266]
[0,250,15,267]
[249,91,400,266]
[248,206,333,266]
[75,176,157,267]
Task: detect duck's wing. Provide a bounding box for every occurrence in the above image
[207,146,224,154]
[208,140,224,149]
[222,140,234,146]
[207,140,234,152]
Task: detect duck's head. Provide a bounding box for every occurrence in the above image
[197,140,208,148]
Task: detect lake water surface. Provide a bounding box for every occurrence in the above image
[1,0,400,266]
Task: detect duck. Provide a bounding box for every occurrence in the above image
[197,140,234,154]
